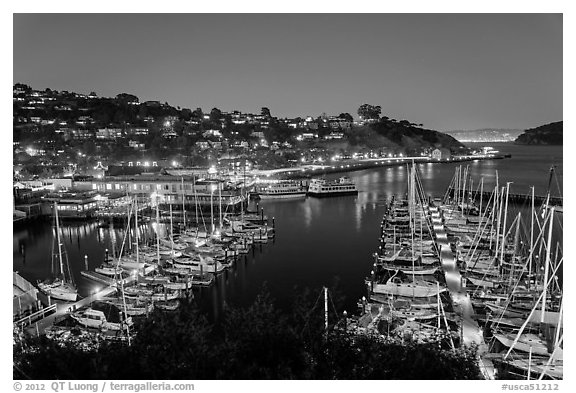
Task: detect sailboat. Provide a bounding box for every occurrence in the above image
[38,202,79,302]
[369,163,446,300]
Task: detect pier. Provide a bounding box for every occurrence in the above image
[430,201,496,379]
[23,265,157,337]
[448,188,562,207]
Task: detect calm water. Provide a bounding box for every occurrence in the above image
[13,143,563,317]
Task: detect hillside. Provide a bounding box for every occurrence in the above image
[515,121,563,145]
[341,119,467,155]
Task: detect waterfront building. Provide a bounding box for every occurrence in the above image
[73,175,245,211]
[431,148,451,160]
[41,192,98,218]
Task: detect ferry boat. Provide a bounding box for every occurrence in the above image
[307,177,358,197]
[252,181,307,199]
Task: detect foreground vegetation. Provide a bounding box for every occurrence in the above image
[14,288,482,380]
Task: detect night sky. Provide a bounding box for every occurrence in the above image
[13,13,562,131]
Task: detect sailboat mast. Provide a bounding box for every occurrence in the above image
[54,202,64,279]
[541,207,555,323]
[529,186,535,290]
[455,166,460,206]
[193,175,199,230]
[489,185,497,251]
[461,166,467,213]
[324,287,329,333]
[219,181,222,230]
[182,176,186,229]
[242,160,246,222]
[410,164,416,289]
[499,183,511,268]
[135,197,139,267]
[156,196,160,263]
[478,178,484,232]
[508,212,521,289]
[170,203,174,253]
[127,191,131,252]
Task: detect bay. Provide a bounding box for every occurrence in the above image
[13,142,563,318]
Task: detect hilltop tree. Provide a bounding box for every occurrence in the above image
[261,107,272,118]
[209,108,222,123]
[357,104,381,121]
[116,93,139,103]
[338,113,354,122]
[192,108,204,119]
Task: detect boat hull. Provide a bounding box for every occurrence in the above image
[257,192,306,199]
[307,190,358,197]
[38,283,78,302]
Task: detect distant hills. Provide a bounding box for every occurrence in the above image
[444,128,524,142]
[515,121,563,145]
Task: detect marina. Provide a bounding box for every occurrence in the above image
[12,12,562,380]
[13,143,563,380]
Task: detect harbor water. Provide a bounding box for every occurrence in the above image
[13,143,563,318]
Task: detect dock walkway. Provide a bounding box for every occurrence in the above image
[22,266,156,337]
[430,204,496,379]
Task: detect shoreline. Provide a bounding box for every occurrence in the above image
[255,154,509,180]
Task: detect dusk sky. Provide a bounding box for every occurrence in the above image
[13,13,562,131]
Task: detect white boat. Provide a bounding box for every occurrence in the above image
[171,255,226,274]
[493,332,558,357]
[506,357,563,379]
[71,308,133,331]
[155,301,180,311]
[144,289,181,302]
[254,181,307,199]
[123,285,154,297]
[159,249,183,259]
[390,306,438,321]
[370,276,447,298]
[95,263,123,277]
[307,177,358,197]
[101,298,154,316]
[116,257,147,271]
[38,279,78,302]
[163,278,194,290]
[160,238,188,251]
[379,263,439,275]
[37,203,79,302]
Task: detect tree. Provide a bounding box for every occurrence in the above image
[116,93,139,103]
[192,107,204,119]
[338,113,354,122]
[209,108,222,123]
[357,104,381,121]
[261,107,271,118]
